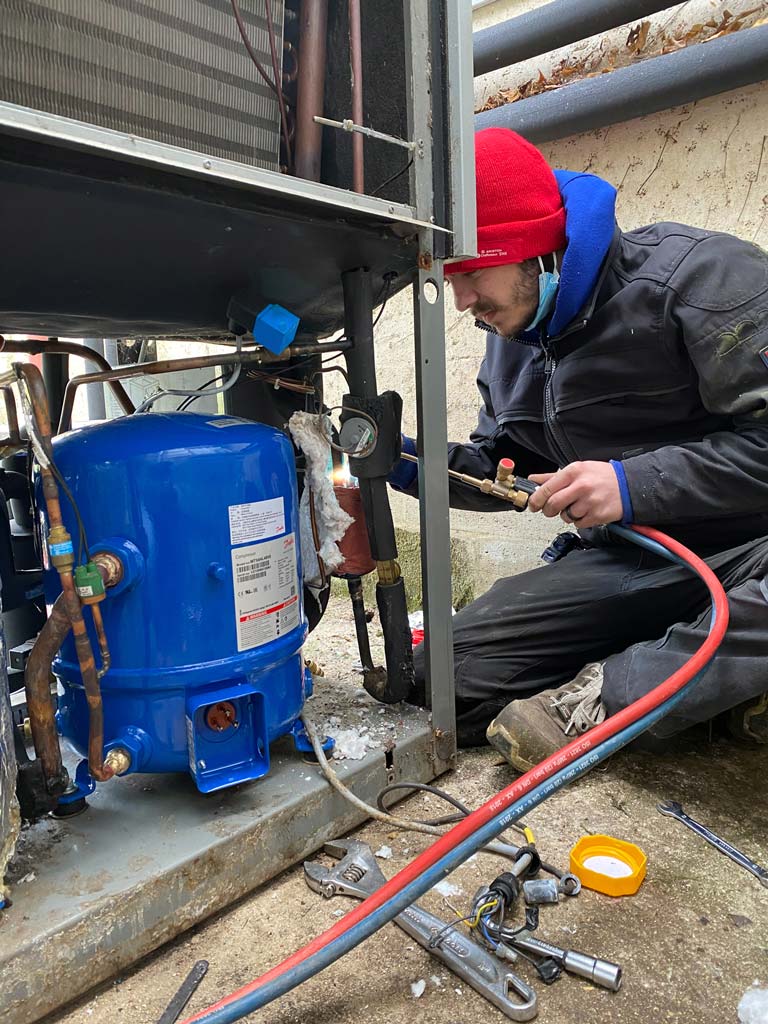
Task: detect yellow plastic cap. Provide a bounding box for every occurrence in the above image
[569,834,647,897]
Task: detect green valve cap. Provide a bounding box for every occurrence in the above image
[74,562,106,601]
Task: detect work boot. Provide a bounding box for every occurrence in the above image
[727,692,768,745]
[486,663,606,772]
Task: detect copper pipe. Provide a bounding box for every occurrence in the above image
[24,594,70,794]
[0,437,25,458]
[348,0,364,193]
[56,342,351,433]
[15,362,113,781]
[90,605,111,680]
[1,386,21,444]
[0,336,135,416]
[307,488,328,587]
[295,0,328,181]
[59,572,113,780]
[264,0,293,168]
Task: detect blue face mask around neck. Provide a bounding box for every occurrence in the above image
[525,253,560,332]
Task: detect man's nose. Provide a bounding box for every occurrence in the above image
[450,277,476,313]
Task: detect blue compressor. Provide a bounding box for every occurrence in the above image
[41,413,312,794]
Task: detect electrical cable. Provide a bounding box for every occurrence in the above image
[301,715,526,862]
[228,0,284,98]
[376,781,536,845]
[311,364,350,387]
[246,370,316,395]
[263,0,293,167]
[135,341,244,413]
[184,524,728,1024]
[176,376,225,412]
[306,406,380,458]
[370,157,414,197]
[228,0,292,167]
[176,368,315,412]
[15,385,90,564]
[50,464,91,565]
[426,897,500,951]
[372,274,396,328]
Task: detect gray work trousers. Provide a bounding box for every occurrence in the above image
[412,534,768,747]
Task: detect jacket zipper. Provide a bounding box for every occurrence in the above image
[543,347,578,467]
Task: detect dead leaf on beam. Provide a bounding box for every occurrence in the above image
[626,20,651,54]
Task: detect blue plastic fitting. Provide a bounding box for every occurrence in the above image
[252,304,300,354]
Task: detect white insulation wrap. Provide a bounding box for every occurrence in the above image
[288,412,352,583]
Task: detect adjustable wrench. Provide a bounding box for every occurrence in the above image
[658,800,768,888]
[304,840,538,1021]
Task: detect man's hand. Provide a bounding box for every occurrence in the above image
[528,461,623,527]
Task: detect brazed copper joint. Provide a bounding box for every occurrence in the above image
[92,551,124,589]
[103,747,131,776]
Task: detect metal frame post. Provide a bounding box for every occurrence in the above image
[445,0,477,260]
[404,0,457,767]
[413,255,455,767]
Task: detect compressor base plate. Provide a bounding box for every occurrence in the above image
[1,688,438,1024]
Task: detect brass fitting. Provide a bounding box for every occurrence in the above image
[47,525,75,572]
[481,476,531,510]
[496,458,516,483]
[104,746,131,776]
[375,559,402,585]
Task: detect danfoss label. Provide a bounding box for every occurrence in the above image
[231,533,299,651]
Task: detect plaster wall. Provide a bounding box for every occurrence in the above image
[337,0,768,604]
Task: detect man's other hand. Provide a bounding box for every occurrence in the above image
[528,461,623,527]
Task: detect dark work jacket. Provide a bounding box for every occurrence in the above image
[404,223,768,553]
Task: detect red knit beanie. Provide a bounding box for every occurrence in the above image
[445,127,566,275]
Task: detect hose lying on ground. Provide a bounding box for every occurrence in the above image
[185,524,728,1024]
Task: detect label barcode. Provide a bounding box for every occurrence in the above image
[238,568,269,581]
[236,558,269,579]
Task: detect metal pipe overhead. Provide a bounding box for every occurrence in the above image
[475,24,768,143]
[348,0,365,193]
[295,0,328,181]
[474,0,675,76]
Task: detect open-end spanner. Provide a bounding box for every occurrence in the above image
[658,800,768,888]
[304,839,538,1021]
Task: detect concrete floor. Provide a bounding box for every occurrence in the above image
[44,601,768,1024]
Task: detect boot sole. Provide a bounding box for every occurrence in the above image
[486,719,535,774]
